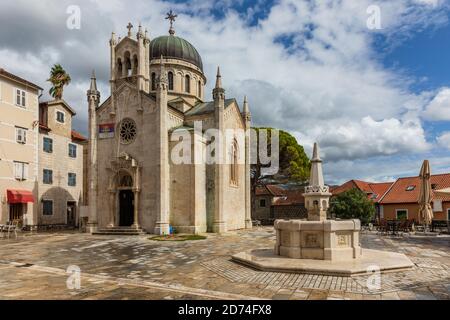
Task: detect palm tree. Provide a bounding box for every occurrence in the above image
[47,64,71,100]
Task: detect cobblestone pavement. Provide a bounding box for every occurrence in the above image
[0,228,448,300]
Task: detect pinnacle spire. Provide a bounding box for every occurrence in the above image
[215,66,222,89]
[243,95,250,114]
[312,142,321,162]
[90,70,98,91]
[157,55,167,86]
[110,32,117,45]
[309,142,324,187]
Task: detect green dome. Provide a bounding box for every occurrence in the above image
[150,35,203,71]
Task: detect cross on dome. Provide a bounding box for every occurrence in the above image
[166,10,178,35]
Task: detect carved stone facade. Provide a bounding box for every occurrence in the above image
[86,23,252,235]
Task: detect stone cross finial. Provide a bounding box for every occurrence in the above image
[166,10,178,35]
[127,22,133,37]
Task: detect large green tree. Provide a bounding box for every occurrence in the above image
[251,127,310,197]
[47,64,71,100]
[330,189,376,225]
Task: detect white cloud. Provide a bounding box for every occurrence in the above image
[423,87,450,121]
[0,0,449,181]
[437,132,450,150]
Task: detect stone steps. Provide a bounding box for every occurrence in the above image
[92,227,147,236]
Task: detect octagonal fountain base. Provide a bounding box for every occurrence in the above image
[232,249,414,277]
[232,219,414,276]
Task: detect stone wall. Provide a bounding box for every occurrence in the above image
[253,195,273,222]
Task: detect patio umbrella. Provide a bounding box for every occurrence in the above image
[418,160,433,228]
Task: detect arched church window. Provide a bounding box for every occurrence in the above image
[151,73,156,91]
[185,75,190,93]
[198,81,201,97]
[117,58,123,78]
[132,55,138,75]
[119,118,137,144]
[119,173,133,188]
[168,72,174,91]
[230,139,239,186]
[124,52,132,77]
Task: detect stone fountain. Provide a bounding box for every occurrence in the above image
[232,143,414,276]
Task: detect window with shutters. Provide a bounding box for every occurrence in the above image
[43,169,53,184]
[15,127,27,144]
[68,173,76,187]
[14,162,28,181]
[15,89,26,107]
[56,111,65,123]
[68,143,77,158]
[43,137,53,153]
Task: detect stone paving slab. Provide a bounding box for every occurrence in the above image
[0,228,448,300]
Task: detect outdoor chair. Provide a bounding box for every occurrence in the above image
[3,220,20,239]
[415,224,425,232]
[398,220,406,234]
[407,219,415,232]
[377,219,388,235]
[431,220,448,233]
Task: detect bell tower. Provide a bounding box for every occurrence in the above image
[110,23,151,94]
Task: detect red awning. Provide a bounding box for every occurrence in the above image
[7,190,34,204]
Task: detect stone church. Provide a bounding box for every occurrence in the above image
[86,18,252,235]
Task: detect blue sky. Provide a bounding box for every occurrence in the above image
[0,0,449,184]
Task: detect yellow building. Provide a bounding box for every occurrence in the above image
[0,68,42,227]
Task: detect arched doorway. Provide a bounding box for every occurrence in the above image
[118,172,134,227]
[108,153,141,229]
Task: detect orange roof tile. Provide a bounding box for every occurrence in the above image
[380,173,450,204]
[266,185,286,196]
[71,130,87,142]
[273,190,305,206]
[256,184,305,205]
[331,180,358,195]
[332,180,393,203]
[369,182,394,202]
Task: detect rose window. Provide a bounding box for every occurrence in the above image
[119,118,137,144]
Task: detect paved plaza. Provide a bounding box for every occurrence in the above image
[0,228,449,300]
